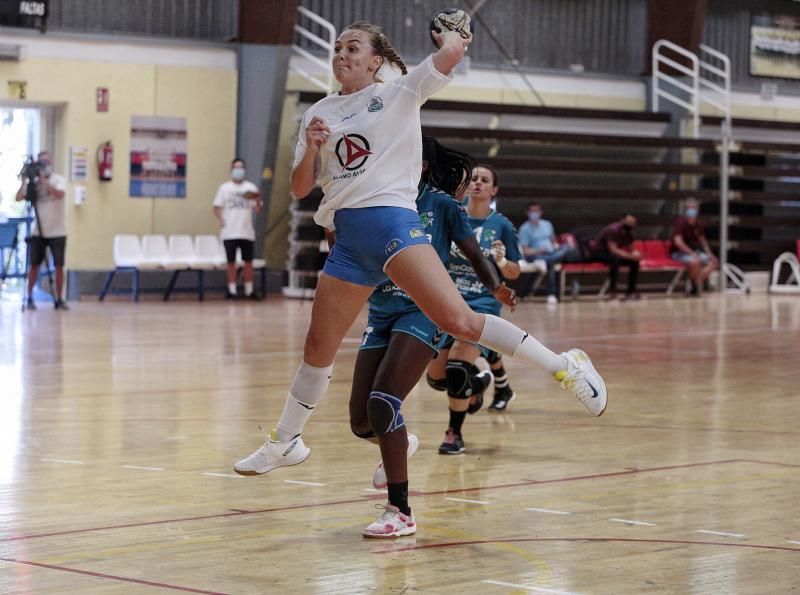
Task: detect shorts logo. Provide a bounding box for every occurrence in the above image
[385,238,404,255]
[409,228,424,239]
[336,133,372,171]
[368,96,384,112]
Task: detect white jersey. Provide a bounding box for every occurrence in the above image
[293,55,453,228]
[212,179,260,241]
[33,173,68,238]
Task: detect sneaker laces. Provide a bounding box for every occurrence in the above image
[373,503,399,522]
[559,367,592,400]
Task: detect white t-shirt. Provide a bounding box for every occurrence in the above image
[33,173,68,238]
[293,55,453,228]
[212,179,260,241]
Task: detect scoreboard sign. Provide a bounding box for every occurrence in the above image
[0,0,49,30]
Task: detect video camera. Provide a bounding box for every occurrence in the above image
[19,156,44,203]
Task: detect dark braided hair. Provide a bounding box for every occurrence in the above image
[421,136,475,198]
[345,21,408,80]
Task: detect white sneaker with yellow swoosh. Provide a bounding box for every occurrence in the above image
[555,349,607,416]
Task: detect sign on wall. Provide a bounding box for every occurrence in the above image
[751,12,800,79]
[69,145,88,182]
[129,115,187,199]
[0,0,48,30]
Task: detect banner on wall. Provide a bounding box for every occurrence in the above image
[129,115,187,198]
[751,12,800,79]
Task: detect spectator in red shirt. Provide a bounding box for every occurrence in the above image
[670,198,718,296]
[590,214,641,301]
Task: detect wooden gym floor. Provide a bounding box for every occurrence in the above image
[0,293,798,594]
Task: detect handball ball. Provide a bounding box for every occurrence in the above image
[429,8,474,48]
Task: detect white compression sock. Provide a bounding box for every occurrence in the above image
[275,361,333,442]
[228,282,237,294]
[244,281,254,295]
[478,314,567,375]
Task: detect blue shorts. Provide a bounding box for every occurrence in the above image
[323,206,430,287]
[671,250,712,265]
[438,295,501,358]
[360,309,441,354]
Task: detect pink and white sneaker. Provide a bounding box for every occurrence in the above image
[362,504,416,538]
[372,433,419,490]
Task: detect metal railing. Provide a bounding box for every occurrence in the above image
[290,6,336,94]
[652,39,744,293]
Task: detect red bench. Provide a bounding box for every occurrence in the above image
[557,237,686,299]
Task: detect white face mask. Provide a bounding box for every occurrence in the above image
[231,167,245,181]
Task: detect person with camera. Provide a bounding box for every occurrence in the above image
[15,151,69,310]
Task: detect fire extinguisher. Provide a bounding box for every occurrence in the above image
[97,141,113,181]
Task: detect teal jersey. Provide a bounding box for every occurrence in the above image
[368,185,473,315]
[447,210,521,304]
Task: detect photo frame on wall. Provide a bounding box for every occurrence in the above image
[751,12,800,80]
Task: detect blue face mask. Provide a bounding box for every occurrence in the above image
[686,207,698,218]
[528,211,541,222]
[231,167,245,181]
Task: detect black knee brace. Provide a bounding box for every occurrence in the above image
[486,350,502,365]
[426,374,448,392]
[367,391,405,436]
[445,360,484,399]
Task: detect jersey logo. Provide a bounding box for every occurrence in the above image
[419,211,433,228]
[368,96,384,112]
[336,133,373,171]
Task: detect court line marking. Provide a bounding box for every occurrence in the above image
[40,458,84,465]
[201,472,241,479]
[316,570,371,580]
[0,556,228,594]
[445,497,489,505]
[284,480,326,487]
[2,458,782,544]
[482,579,578,594]
[363,488,383,493]
[695,530,745,539]
[788,541,800,546]
[122,465,164,471]
[526,508,572,515]
[609,518,656,527]
[375,537,800,554]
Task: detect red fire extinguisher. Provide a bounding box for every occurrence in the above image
[97,141,113,181]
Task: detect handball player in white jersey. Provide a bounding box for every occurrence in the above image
[234,16,608,501]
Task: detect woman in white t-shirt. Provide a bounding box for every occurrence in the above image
[212,158,262,299]
[234,17,608,529]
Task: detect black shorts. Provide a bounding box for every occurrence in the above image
[223,239,254,263]
[29,236,66,267]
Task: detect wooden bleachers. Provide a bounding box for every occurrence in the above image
[286,92,800,293]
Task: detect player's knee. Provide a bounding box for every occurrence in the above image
[367,391,405,436]
[436,311,478,341]
[445,359,477,399]
[426,374,448,392]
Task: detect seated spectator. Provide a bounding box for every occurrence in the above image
[518,202,570,304]
[590,214,641,301]
[670,198,718,296]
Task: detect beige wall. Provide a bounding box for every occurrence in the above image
[0,39,237,270]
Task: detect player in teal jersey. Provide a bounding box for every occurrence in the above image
[348,137,516,537]
[428,164,522,453]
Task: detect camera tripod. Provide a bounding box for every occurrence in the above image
[20,191,57,312]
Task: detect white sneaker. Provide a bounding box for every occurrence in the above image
[233,429,310,476]
[555,349,607,416]
[546,294,558,305]
[362,504,417,538]
[372,433,419,489]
